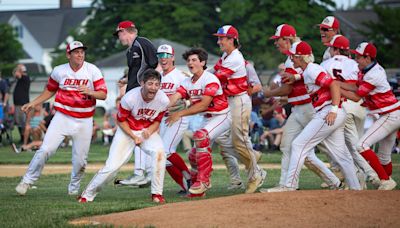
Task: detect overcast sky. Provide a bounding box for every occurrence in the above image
[0,0,358,11]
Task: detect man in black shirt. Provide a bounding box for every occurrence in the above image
[114,20,158,92]
[12,64,30,143]
[113,20,158,186]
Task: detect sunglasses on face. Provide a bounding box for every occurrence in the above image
[320,28,333,32]
[157,53,173,59]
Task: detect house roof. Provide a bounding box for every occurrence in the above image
[0,8,89,48]
[334,9,379,46]
[95,38,220,68]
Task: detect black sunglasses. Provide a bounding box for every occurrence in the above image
[320,28,333,32]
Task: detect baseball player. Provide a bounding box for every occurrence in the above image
[212,25,266,194]
[114,20,158,186]
[260,24,341,192]
[78,69,170,203]
[166,47,232,197]
[340,42,399,190]
[320,35,380,188]
[319,16,341,61]
[220,60,263,190]
[280,41,361,191]
[15,41,107,196]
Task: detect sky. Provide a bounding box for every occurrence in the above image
[0,0,358,11]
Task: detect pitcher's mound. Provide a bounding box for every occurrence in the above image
[70,190,400,228]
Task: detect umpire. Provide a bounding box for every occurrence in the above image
[113,20,158,92]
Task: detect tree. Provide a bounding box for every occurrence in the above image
[361,5,400,67]
[0,23,23,76]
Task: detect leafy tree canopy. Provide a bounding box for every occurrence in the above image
[0,23,23,76]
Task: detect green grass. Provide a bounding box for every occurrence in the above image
[1,136,400,227]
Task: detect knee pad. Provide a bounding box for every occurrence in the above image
[193,129,210,150]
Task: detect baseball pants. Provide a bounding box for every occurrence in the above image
[22,112,93,193]
[285,105,361,190]
[280,103,340,188]
[229,93,261,180]
[81,127,166,201]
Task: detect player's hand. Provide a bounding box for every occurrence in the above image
[166,112,181,126]
[78,85,92,95]
[281,72,295,85]
[132,135,142,145]
[325,112,337,126]
[142,129,150,139]
[21,103,35,113]
[264,87,272,98]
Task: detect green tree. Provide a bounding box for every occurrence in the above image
[0,23,23,75]
[361,5,400,67]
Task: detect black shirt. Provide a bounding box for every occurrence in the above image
[126,37,158,92]
[13,74,30,105]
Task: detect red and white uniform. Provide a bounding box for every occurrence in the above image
[159,68,189,156]
[81,87,169,201]
[22,61,107,194]
[285,62,361,190]
[278,58,339,189]
[321,55,377,181]
[47,62,107,118]
[356,62,400,167]
[214,49,262,181]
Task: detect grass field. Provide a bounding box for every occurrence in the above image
[1,138,399,227]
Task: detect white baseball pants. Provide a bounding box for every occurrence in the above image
[285,105,361,190]
[22,112,93,193]
[81,127,166,201]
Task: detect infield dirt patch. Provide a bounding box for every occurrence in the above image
[70,190,400,228]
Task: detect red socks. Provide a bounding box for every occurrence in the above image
[166,165,185,190]
[168,153,190,173]
[382,162,392,177]
[361,149,389,180]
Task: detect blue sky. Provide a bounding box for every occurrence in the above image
[0,0,357,11]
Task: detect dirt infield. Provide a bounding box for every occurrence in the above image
[70,190,400,228]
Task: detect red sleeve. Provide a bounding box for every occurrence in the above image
[154,111,166,122]
[46,77,59,92]
[315,72,333,88]
[203,82,219,96]
[93,78,107,94]
[176,85,189,99]
[357,81,375,97]
[117,104,131,122]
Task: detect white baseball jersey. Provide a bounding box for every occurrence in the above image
[303,63,336,111]
[47,61,107,118]
[161,68,187,96]
[118,87,170,130]
[356,63,400,115]
[213,49,248,96]
[177,71,229,115]
[245,61,261,87]
[322,47,332,61]
[284,57,311,105]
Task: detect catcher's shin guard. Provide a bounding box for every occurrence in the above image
[188,148,198,183]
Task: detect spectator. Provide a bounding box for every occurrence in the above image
[259,107,287,151]
[0,72,10,124]
[12,64,31,144]
[22,104,45,148]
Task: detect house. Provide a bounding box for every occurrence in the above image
[0,0,89,74]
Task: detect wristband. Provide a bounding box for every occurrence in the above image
[294,74,301,81]
[330,105,338,113]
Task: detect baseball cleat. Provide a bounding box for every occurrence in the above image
[245,169,267,194]
[227,181,245,190]
[68,190,79,196]
[16,181,30,196]
[368,175,381,189]
[378,178,397,190]
[185,192,206,198]
[77,196,88,203]
[189,181,211,194]
[151,194,165,204]
[119,175,148,186]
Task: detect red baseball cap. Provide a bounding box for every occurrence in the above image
[285,41,313,55]
[270,24,296,40]
[326,35,350,50]
[213,25,239,40]
[113,20,135,36]
[350,42,377,58]
[319,16,340,30]
[66,41,87,53]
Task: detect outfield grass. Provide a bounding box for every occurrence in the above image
[1,139,399,227]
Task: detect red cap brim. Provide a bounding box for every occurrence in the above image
[319,24,331,29]
[283,50,293,56]
[269,35,279,40]
[350,49,361,55]
[213,33,226,37]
